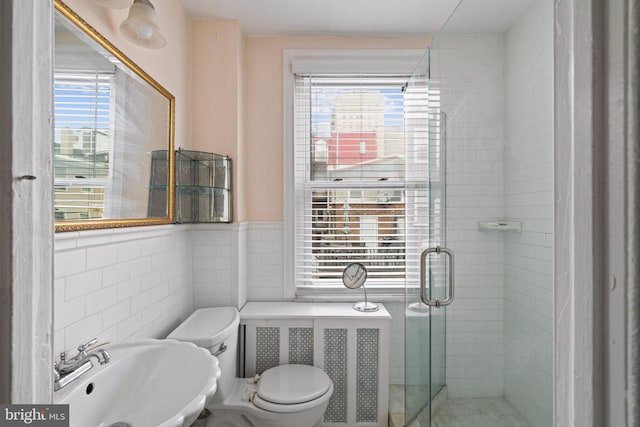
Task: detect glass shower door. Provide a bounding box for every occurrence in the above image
[403,47,448,427]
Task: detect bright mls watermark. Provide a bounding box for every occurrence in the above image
[0,405,69,426]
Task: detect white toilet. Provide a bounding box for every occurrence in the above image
[167,307,333,427]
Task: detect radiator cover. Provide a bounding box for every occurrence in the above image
[242,312,390,427]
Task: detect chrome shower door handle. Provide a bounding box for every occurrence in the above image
[419,246,455,308]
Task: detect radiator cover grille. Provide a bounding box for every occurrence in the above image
[243,318,389,427]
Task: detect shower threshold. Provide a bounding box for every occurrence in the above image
[388,384,447,427]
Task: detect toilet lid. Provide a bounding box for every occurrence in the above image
[167,307,239,348]
[256,365,332,405]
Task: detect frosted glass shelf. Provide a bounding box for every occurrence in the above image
[477,220,522,232]
[148,149,232,223]
[175,149,232,223]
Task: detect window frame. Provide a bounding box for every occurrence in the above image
[283,49,424,300]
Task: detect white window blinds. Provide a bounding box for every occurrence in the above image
[294,74,410,289]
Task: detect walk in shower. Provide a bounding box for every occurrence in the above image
[396,0,554,426]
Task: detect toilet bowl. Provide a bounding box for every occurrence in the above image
[167,307,333,427]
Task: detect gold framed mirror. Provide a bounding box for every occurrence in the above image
[54,0,175,232]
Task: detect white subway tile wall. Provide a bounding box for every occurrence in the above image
[503,2,554,426]
[246,223,285,300]
[190,222,284,304]
[54,225,194,356]
[431,34,507,398]
[191,223,247,308]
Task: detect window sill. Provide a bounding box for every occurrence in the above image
[295,285,414,302]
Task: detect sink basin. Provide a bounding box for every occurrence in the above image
[54,339,220,427]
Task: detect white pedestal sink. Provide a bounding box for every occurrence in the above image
[54,339,220,427]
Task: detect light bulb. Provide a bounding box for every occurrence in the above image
[135,25,153,40]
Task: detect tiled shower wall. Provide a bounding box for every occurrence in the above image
[503,2,554,426]
[53,225,194,356]
[431,34,507,398]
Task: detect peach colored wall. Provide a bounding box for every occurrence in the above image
[191,20,245,221]
[243,36,430,221]
[60,0,192,149]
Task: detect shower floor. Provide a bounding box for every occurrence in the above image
[389,385,529,427]
[431,398,529,427]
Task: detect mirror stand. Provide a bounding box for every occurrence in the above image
[353,291,380,312]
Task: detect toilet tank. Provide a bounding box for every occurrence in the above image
[167,307,240,403]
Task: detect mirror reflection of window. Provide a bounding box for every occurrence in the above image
[54,71,114,220]
[53,16,118,221]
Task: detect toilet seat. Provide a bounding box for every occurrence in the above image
[252,365,333,413]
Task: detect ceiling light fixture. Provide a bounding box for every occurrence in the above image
[93,0,133,9]
[119,0,166,49]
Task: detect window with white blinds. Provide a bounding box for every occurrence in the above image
[294,74,410,289]
[53,71,113,220]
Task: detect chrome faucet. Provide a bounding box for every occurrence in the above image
[54,338,111,391]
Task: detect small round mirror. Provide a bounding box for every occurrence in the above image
[342,263,379,312]
[342,262,367,289]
